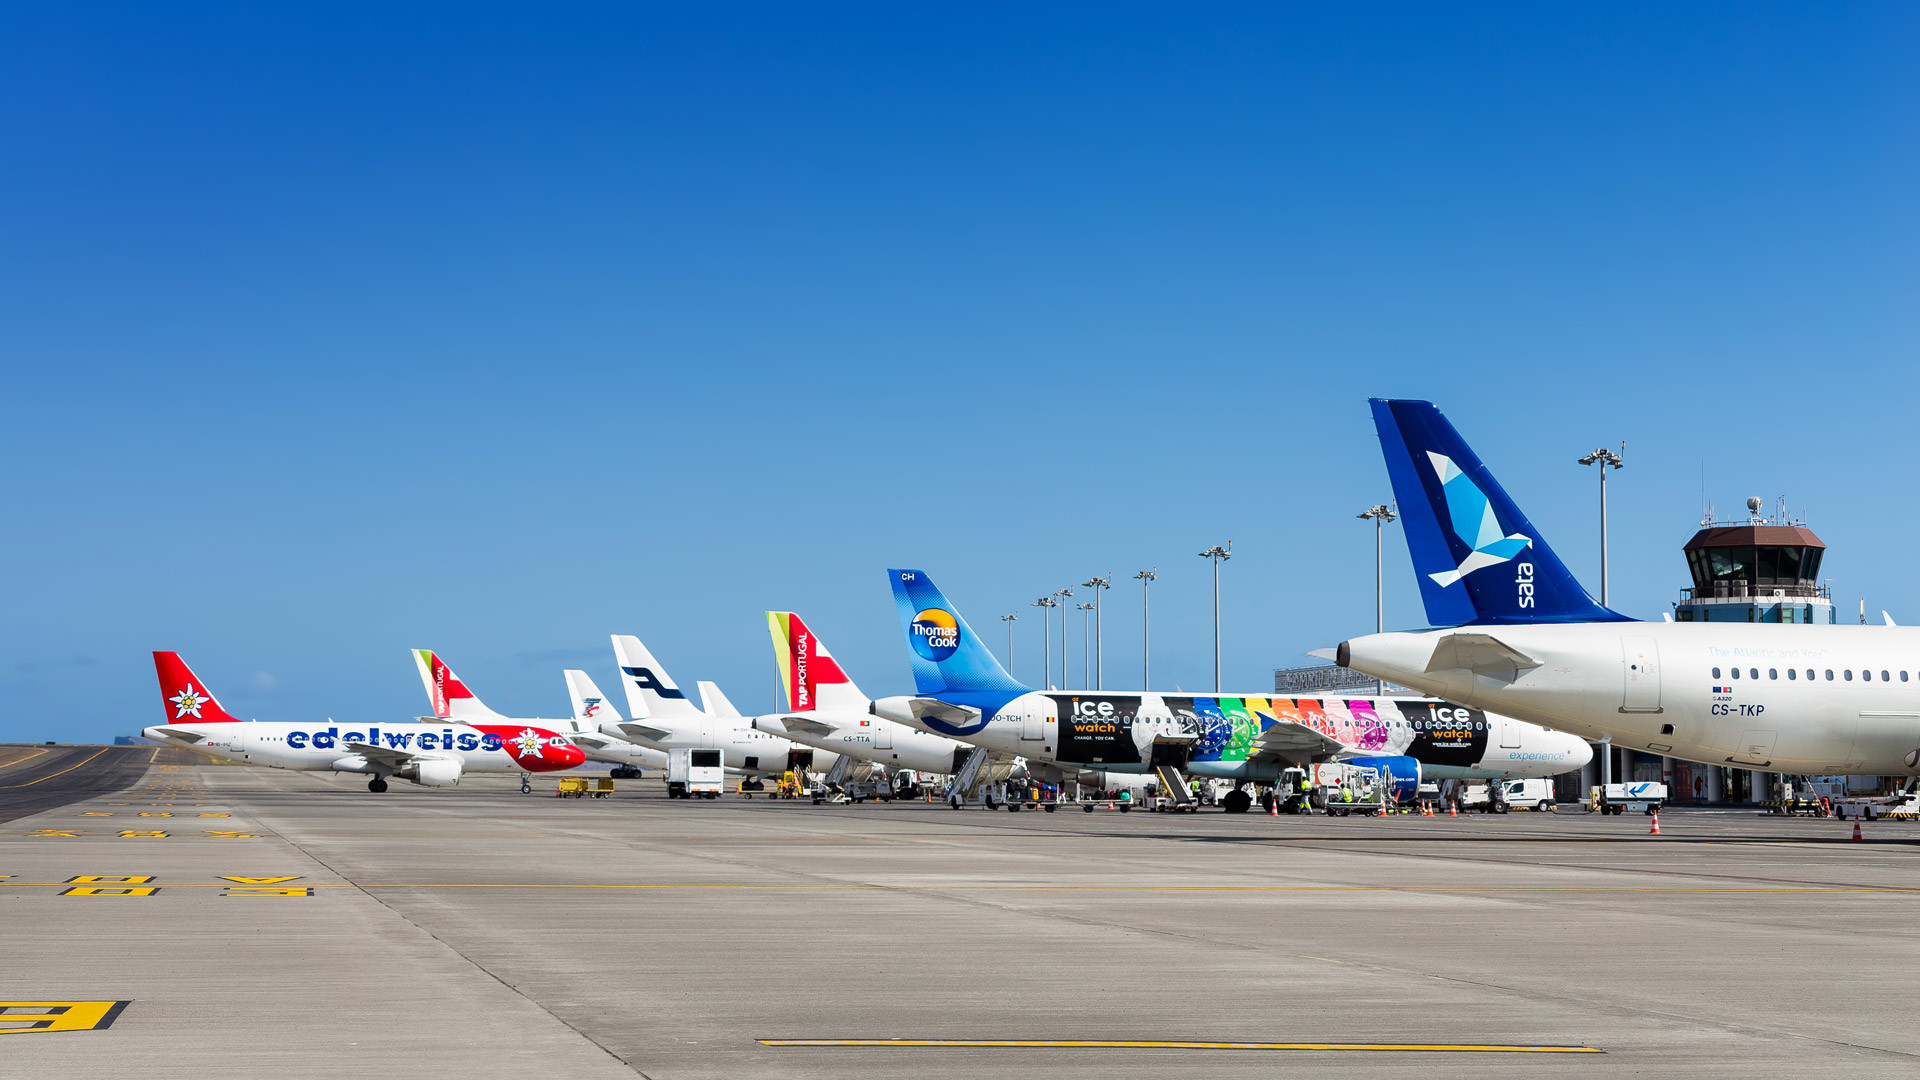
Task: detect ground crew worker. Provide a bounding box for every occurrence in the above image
[1342,783,1355,804]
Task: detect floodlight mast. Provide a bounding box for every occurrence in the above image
[1082,575,1111,688]
[1000,613,1018,677]
[1077,603,1094,687]
[1198,543,1232,692]
[1577,444,1625,606]
[1357,503,1397,694]
[1053,587,1073,689]
[1134,568,1156,687]
[1031,597,1055,686]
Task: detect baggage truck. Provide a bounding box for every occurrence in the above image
[667,748,724,799]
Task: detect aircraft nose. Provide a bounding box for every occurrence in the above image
[1561,732,1594,768]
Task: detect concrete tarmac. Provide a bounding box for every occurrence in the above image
[5,760,1919,1078]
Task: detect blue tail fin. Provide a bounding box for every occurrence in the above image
[887,569,1030,695]
[1369,399,1632,626]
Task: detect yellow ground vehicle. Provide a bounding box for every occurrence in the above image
[557,777,615,798]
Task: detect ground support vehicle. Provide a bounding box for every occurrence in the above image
[667,748,724,799]
[1836,779,1920,820]
[1596,782,1666,815]
[556,777,614,798]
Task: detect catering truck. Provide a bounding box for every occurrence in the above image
[667,748,724,799]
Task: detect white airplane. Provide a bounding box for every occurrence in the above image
[562,668,667,778]
[872,569,1592,803]
[145,651,585,791]
[605,634,842,780]
[1339,398,1920,776]
[412,649,659,779]
[751,611,978,776]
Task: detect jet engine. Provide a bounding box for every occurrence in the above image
[1344,755,1420,804]
[404,757,464,788]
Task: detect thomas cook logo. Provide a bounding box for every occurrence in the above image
[909,608,960,662]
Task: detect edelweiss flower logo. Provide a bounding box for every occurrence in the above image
[169,684,209,719]
[511,728,545,759]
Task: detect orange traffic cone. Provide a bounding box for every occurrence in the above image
[1447,802,1457,818]
[1269,796,1279,817]
[1107,797,1115,811]
[1852,820,1863,841]
[1424,801,1434,817]
[1649,811,1661,835]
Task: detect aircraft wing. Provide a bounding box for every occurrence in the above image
[343,741,431,770]
[1425,632,1541,684]
[1248,717,1347,762]
[615,721,675,743]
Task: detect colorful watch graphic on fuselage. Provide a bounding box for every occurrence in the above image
[1039,693,1491,767]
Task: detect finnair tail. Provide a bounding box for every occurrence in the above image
[609,635,704,719]
[412,649,507,721]
[887,569,1029,696]
[767,611,870,712]
[1369,398,1631,626]
[152,652,243,724]
[564,669,620,727]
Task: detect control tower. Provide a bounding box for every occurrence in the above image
[1673,497,1833,624]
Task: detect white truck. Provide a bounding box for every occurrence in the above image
[1596,781,1667,815]
[1458,778,1558,813]
[667,748,724,800]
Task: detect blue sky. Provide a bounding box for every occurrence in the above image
[3,4,1916,741]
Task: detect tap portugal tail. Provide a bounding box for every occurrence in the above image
[767,611,871,713]
[412,649,508,721]
[1369,398,1631,627]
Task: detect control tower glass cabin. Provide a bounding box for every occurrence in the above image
[1674,513,1832,624]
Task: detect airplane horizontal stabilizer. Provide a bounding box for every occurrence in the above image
[616,721,675,743]
[149,726,207,744]
[1424,633,1541,684]
[903,698,981,727]
[769,716,835,738]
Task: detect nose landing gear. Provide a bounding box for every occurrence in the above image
[520,773,533,795]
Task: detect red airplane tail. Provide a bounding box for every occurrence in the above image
[152,652,242,723]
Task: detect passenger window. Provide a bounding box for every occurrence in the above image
[1788,669,1797,680]
[1864,670,1873,681]
[1807,669,1816,680]
[1750,668,1758,680]
[1712,667,1722,679]
[1769,668,1777,680]
[1731,668,1740,680]
[1845,670,1854,681]
[1825,669,1834,680]
[1883,670,1891,681]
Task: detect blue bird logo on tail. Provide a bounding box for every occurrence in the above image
[1425,451,1532,587]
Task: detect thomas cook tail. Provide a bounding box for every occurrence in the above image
[887,569,1029,696]
[1369,398,1631,626]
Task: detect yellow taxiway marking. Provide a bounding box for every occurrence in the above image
[0,1000,130,1035]
[758,1039,1602,1053]
[0,882,1908,894]
[0,748,111,788]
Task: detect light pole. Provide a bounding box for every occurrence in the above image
[1198,542,1232,692]
[1000,613,1018,676]
[1357,503,1397,693]
[1053,587,1073,689]
[1077,603,1094,688]
[1031,597,1054,685]
[1577,444,1624,606]
[1134,568,1156,687]
[1082,575,1111,688]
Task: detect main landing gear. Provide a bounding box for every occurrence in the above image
[367,777,388,793]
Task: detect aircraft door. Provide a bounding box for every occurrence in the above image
[1021,703,1044,741]
[1620,637,1662,713]
[1499,718,1521,749]
[873,718,893,749]
[700,720,715,749]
